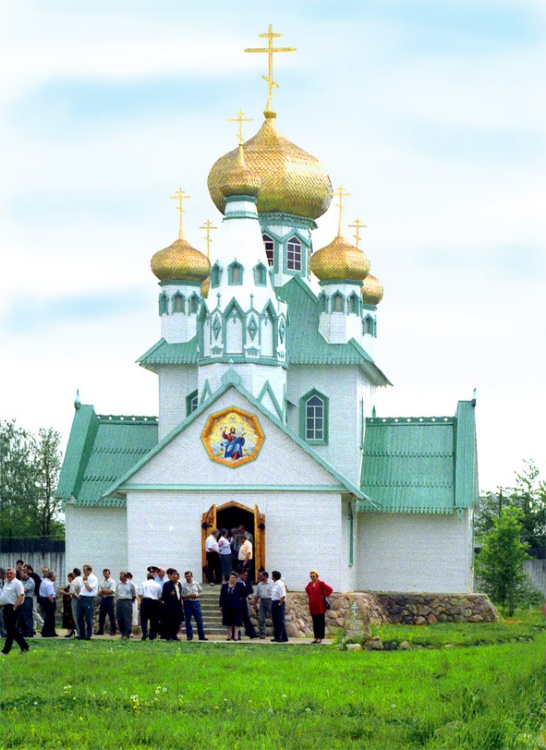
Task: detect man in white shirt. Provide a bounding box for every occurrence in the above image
[96,568,117,636]
[271,570,288,643]
[139,573,162,641]
[39,571,58,638]
[77,564,98,640]
[0,568,29,654]
[180,571,207,641]
[205,530,221,585]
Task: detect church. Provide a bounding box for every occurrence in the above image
[57,28,478,595]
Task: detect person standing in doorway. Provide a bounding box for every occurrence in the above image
[271,571,288,643]
[0,568,29,654]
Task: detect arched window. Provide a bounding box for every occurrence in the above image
[210,262,222,288]
[318,292,328,313]
[253,263,267,286]
[363,314,374,335]
[348,293,359,314]
[228,261,243,285]
[300,390,328,444]
[172,293,185,313]
[286,236,302,272]
[158,293,168,315]
[189,294,200,314]
[262,234,275,267]
[332,292,344,312]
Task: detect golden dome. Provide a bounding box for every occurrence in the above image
[310,235,371,282]
[201,276,210,299]
[361,274,384,305]
[220,144,261,198]
[208,114,332,220]
[151,237,210,283]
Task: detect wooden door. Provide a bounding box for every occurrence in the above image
[254,504,266,577]
[201,504,217,583]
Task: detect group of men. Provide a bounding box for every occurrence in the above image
[0,557,289,653]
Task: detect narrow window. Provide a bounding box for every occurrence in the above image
[306,395,325,441]
[254,263,267,286]
[189,295,199,314]
[228,262,243,285]
[333,293,343,312]
[186,390,199,416]
[286,236,302,272]
[173,294,185,313]
[349,294,359,314]
[262,234,274,267]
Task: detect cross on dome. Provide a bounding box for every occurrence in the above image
[199,219,217,259]
[228,110,253,144]
[170,188,191,239]
[333,186,351,237]
[245,24,296,116]
[348,218,367,249]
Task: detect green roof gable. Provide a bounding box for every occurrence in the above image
[137,338,198,370]
[359,400,478,514]
[279,276,391,385]
[56,407,159,508]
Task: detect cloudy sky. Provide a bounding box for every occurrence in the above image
[1,0,544,491]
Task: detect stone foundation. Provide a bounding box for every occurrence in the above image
[284,591,498,638]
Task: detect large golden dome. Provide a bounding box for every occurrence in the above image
[151,238,210,283]
[311,235,371,282]
[220,144,261,199]
[208,114,332,220]
[361,274,384,305]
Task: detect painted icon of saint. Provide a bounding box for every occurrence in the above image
[221,426,246,460]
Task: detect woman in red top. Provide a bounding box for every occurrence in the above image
[304,570,333,644]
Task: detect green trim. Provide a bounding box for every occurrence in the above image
[117,484,347,492]
[102,380,371,503]
[158,292,168,316]
[253,262,268,286]
[56,404,100,502]
[186,389,198,417]
[159,280,202,288]
[349,503,354,567]
[198,356,287,368]
[256,380,284,421]
[171,291,185,314]
[362,303,378,311]
[210,262,222,288]
[223,212,259,221]
[356,503,462,515]
[259,212,317,231]
[200,380,213,404]
[319,279,362,287]
[454,400,478,510]
[225,194,258,205]
[283,234,306,278]
[227,261,244,286]
[299,388,329,445]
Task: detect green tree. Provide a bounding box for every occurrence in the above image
[0,420,63,538]
[476,506,530,615]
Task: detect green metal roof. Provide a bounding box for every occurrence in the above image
[137,338,198,370]
[359,401,478,514]
[56,406,158,508]
[279,277,391,385]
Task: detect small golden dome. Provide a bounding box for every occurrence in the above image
[151,238,210,283]
[208,114,332,220]
[201,276,210,299]
[220,144,261,198]
[361,274,384,305]
[310,236,371,282]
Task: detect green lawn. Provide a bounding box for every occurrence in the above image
[1,619,545,750]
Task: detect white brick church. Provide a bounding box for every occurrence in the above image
[57,35,478,594]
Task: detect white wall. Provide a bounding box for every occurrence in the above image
[356,511,474,593]
[65,505,128,577]
[126,489,343,592]
[158,365,197,439]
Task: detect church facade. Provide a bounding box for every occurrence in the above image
[57,33,478,594]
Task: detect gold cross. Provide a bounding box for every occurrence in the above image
[348,218,367,249]
[245,24,296,114]
[228,110,253,144]
[171,188,190,239]
[199,220,217,259]
[333,186,351,237]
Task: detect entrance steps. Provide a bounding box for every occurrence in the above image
[198,586,273,637]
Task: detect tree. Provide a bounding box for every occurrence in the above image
[476,506,530,615]
[0,420,64,538]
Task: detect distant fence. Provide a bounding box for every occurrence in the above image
[475,546,546,596]
[0,537,66,584]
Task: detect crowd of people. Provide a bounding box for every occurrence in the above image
[0,536,333,654]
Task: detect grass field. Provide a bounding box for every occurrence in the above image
[1,615,545,750]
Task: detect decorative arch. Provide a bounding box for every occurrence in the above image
[332,291,344,312]
[224,299,245,354]
[348,292,360,315]
[228,260,244,286]
[299,388,329,445]
[363,314,375,336]
[158,292,168,316]
[318,291,328,313]
[189,293,200,315]
[253,262,268,286]
[172,291,185,313]
[210,262,222,288]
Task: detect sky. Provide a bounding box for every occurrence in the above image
[0,0,545,492]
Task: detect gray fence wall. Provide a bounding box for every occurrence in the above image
[0,539,66,585]
[525,559,546,596]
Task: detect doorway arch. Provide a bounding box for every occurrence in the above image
[200,501,265,582]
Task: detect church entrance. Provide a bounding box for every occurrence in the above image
[200,502,265,583]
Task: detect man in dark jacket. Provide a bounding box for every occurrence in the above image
[160,569,184,641]
[237,570,257,640]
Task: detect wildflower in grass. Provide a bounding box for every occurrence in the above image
[306,708,312,712]
[162,687,167,692]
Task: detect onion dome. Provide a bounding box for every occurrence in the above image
[310,236,370,282]
[150,237,210,283]
[201,275,210,299]
[361,274,384,305]
[220,144,261,198]
[208,114,332,220]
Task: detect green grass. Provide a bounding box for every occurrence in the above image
[1,621,545,750]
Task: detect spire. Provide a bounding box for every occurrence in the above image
[332,185,351,237]
[245,24,296,118]
[348,218,367,249]
[228,110,253,145]
[170,188,191,240]
[199,220,217,259]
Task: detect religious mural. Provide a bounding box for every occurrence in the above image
[202,407,264,468]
